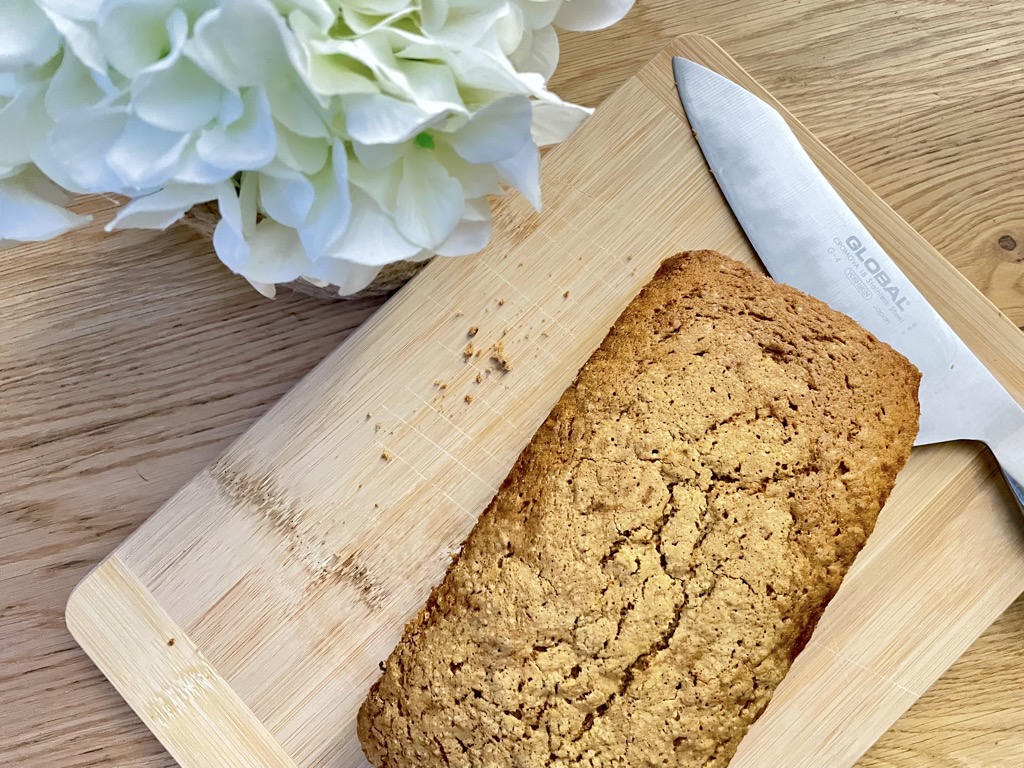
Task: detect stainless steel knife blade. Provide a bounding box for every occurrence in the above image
[672,56,1024,510]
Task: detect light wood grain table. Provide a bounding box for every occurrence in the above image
[2,2,1022,766]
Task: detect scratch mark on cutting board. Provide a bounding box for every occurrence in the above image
[208,460,388,610]
[310,550,385,610]
[209,459,307,541]
[143,665,216,729]
[814,642,920,699]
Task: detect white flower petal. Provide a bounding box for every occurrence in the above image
[196,88,277,171]
[185,0,293,89]
[28,134,86,195]
[172,145,237,185]
[213,181,249,272]
[321,188,419,266]
[214,173,299,286]
[45,49,106,120]
[351,140,404,172]
[348,155,402,213]
[340,8,417,37]
[304,258,382,297]
[246,278,278,298]
[421,0,508,47]
[435,217,491,257]
[448,46,544,96]
[238,170,259,235]
[494,139,541,210]
[275,124,329,175]
[339,0,412,36]
[0,169,89,241]
[218,89,245,126]
[40,11,106,72]
[462,196,493,222]
[41,106,130,193]
[385,36,446,63]
[0,74,18,100]
[236,219,310,284]
[514,0,562,29]
[312,33,470,121]
[418,0,447,31]
[309,35,413,97]
[344,0,411,14]
[106,117,190,190]
[35,0,104,21]
[0,0,61,69]
[258,164,315,229]
[89,69,124,100]
[344,92,440,145]
[298,139,351,259]
[266,76,327,137]
[0,82,49,171]
[99,2,182,79]
[531,99,592,146]
[395,149,464,248]
[13,163,75,206]
[105,183,218,231]
[399,60,467,116]
[495,2,525,56]
[554,0,635,31]
[279,0,337,30]
[300,51,381,98]
[448,96,533,164]
[133,57,223,133]
[435,144,502,198]
[287,14,380,98]
[185,9,235,87]
[510,23,559,79]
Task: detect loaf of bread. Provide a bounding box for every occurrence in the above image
[358,250,920,767]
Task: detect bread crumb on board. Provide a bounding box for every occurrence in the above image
[490,341,512,372]
[434,379,448,390]
[563,290,570,298]
[497,298,506,306]
[463,342,474,358]
[468,326,479,338]
[475,372,484,384]
[464,394,474,404]
[380,450,393,461]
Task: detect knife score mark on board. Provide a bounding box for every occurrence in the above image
[208,458,386,610]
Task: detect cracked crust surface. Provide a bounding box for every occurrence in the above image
[357,251,921,767]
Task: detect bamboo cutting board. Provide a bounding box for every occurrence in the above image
[66,35,1024,768]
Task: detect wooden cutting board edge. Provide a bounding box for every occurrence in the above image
[65,34,1024,768]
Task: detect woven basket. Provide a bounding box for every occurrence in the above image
[180,201,428,300]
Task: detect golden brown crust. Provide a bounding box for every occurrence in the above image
[358,251,921,767]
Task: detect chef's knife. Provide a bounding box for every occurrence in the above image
[672,57,1024,511]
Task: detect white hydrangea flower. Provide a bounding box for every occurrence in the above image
[0,0,634,295]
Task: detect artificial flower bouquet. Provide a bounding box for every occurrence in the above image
[1,0,634,297]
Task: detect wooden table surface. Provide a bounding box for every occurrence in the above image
[2,2,1022,766]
